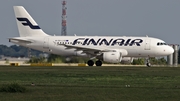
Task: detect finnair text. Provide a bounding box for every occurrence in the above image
[54,38,143,46]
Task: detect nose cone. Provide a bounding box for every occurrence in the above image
[156,46,174,56]
[167,46,174,55]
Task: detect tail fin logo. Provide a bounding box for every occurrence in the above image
[17,18,41,29]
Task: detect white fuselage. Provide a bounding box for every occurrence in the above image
[10,36,174,58]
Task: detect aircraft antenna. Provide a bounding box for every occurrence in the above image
[61,0,67,36]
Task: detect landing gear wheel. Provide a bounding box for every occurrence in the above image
[146,63,151,67]
[146,58,151,67]
[95,60,102,66]
[87,60,94,66]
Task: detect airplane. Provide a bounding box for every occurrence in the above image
[9,6,174,67]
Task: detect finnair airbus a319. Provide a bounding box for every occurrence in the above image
[9,6,174,66]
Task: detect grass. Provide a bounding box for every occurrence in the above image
[0,66,180,101]
[0,82,26,93]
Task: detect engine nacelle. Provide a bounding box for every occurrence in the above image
[96,49,128,63]
[121,57,134,64]
[103,51,122,63]
[101,49,128,63]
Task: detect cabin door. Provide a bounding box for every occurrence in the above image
[43,37,49,49]
[145,39,151,50]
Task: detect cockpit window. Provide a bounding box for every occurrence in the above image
[157,42,167,46]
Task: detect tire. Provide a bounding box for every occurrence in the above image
[146,63,151,67]
[87,60,94,66]
[95,60,102,66]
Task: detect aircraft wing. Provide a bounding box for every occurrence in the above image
[63,44,116,56]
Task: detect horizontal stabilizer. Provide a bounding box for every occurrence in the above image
[9,38,33,44]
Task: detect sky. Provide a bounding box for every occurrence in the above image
[0,0,180,46]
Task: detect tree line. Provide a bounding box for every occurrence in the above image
[0,45,43,58]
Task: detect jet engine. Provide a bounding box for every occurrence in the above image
[97,49,128,63]
[103,51,122,63]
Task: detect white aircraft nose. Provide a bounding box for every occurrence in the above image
[167,46,174,55]
[157,46,174,56]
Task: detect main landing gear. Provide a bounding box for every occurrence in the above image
[87,60,102,66]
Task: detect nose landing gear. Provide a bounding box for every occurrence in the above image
[146,58,151,67]
[146,62,151,67]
